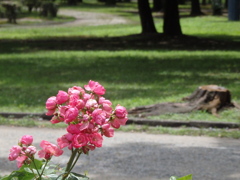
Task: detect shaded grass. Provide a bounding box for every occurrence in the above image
[148,109,240,123]
[0,1,240,126]
[0,16,239,42]
[0,50,240,115]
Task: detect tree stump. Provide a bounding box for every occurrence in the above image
[182,85,233,116]
[128,85,237,117]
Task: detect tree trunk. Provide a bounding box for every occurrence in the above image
[182,85,233,116]
[202,0,206,5]
[225,0,228,8]
[212,0,222,15]
[129,85,237,117]
[152,0,163,12]
[106,0,116,5]
[191,0,204,16]
[178,0,186,4]
[163,0,182,36]
[137,0,157,34]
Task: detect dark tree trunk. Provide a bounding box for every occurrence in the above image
[212,0,222,15]
[106,0,116,5]
[152,0,163,12]
[191,0,204,16]
[137,0,157,34]
[178,0,186,4]
[163,0,182,36]
[27,5,33,13]
[67,0,77,5]
[225,0,228,8]
[202,0,206,5]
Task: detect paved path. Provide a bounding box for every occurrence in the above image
[0,126,240,180]
[58,9,129,26]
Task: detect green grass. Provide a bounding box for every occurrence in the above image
[0,50,240,113]
[0,117,239,139]
[0,1,240,134]
[148,109,240,123]
[0,1,239,42]
[0,16,239,41]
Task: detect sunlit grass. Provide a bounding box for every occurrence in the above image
[0,2,239,126]
[0,117,239,139]
[0,50,240,115]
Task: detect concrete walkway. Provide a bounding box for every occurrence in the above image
[0,126,240,180]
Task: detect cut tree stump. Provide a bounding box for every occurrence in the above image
[128,85,238,117]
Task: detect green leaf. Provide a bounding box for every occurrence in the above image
[170,176,178,180]
[2,170,35,180]
[170,174,192,180]
[64,172,89,180]
[30,159,44,170]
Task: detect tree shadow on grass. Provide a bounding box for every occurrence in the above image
[0,51,240,108]
[0,34,240,53]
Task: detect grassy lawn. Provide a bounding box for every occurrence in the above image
[0,1,239,137]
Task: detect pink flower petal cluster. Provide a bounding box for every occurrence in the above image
[45,80,128,154]
[84,80,106,95]
[8,135,63,168]
[8,135,37,168]
[111,105,128,129]
[19,135,33,145]
[38,140,63,160]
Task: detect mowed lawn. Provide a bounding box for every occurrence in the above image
[0,2,240,124]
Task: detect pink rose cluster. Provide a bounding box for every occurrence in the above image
[8,135,63,168]
[46,80,128,153]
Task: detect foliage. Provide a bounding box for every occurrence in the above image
[1,81,128,180]
[170,174,192,180]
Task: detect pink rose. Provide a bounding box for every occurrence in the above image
[57,133,73,149]
[38,140,63,160]
[110,118,121,129]
[50,115,63,124]
[85,99,98,110]
[99,97,112,116]
[115,105,127,119]
[60,106,79,123]
[46,109,56,116]
[69,94,85,110]
[82,144,95,154]
[20,135,33,146]
[83,93,91,102]
[68,86,85,96]
[67,124,81,134]
[84,80,106,95]
[16,155,28,168]
[72,134,88,148]
[102,124,114,137]
[56,90,69,104]
[90,133,103,148]
[92,108,106,125]
[111,117,128,129]
[25,146,37,155]
[46,96,57,110]
[8,145,22,161]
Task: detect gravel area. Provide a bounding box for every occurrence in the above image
[0,126,240,180]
